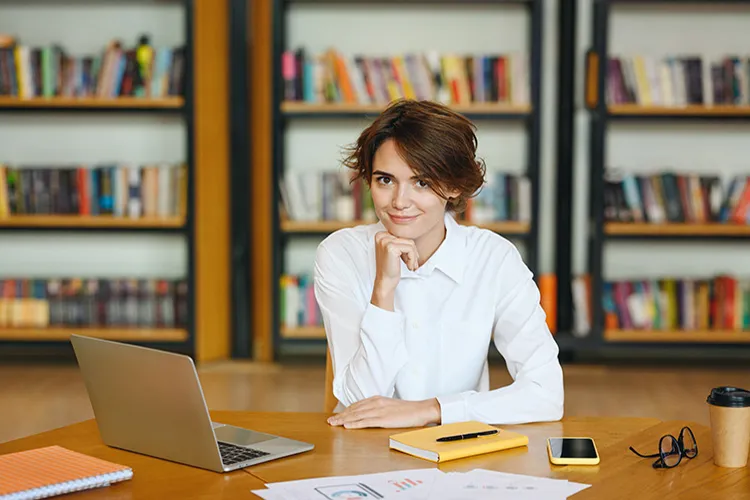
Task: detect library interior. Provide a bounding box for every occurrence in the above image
[1,0,750,498]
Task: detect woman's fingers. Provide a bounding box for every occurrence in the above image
[333,407,383,426]
[328,397,384,425]
[387,242,419,271]
[343,417,384,429]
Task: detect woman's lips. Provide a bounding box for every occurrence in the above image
[388,214,419,224]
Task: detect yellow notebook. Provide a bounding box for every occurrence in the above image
[389,421,529,463]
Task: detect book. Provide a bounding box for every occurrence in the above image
[0,445,132,499]
[389,421,528,463]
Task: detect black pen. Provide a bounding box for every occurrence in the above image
[436,429,498,442]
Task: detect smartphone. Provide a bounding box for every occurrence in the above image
[546,437,600,465]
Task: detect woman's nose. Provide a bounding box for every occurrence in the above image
[391,186,411,209]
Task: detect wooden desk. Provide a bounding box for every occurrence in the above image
[1,412,749,499]
[216,411,750,499]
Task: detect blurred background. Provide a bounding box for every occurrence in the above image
[1,0,750,444]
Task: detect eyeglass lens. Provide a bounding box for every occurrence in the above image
[681,427,698,459]
[660,435,681,468]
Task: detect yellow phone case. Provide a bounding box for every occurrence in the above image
[546,437,600,465]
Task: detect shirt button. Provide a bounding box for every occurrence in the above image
[412,322,420,329]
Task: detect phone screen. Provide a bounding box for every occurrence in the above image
[548,438,598,459]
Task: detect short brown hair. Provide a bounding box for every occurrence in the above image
[342,99,486,213]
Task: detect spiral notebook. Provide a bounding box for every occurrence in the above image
[0,445,133,500]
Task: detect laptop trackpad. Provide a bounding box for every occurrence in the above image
[214,424,277,446]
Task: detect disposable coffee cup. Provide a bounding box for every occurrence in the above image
[707,387,750,468]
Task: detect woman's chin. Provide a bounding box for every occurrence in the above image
[381,223,420,240]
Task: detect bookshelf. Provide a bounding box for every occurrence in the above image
[581,0,750,350]
[0,0,200,357]
[267,0,544,358]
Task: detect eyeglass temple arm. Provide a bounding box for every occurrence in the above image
[629,446,661,459]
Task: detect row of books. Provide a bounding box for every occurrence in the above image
[282,48,530,106]
[280,170,531,224]
[462,173,531,224]
[604,171,750,224]
[0,164,188,219]
[602,276,750,331]
[280,171,375,223]
[280,274,322,329]
[606,55,750,107]
[0,278,188,328]
[0,35,185,99]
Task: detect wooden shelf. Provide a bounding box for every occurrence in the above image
[281,220,363,232]
[281,219,530,234]
[608,104,750,117]
[287,0,532,4]
[280,326,326,339]
[0,327,189,342]
[605,222,750,237]
[474,220,530,234]
[281,101,531,117]
[0,96,184,110]
[0,216,186,229]
[605,329,750,344]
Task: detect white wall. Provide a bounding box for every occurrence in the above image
[284,1,559,276]
[572,2,750,280]
[0,3,187,279]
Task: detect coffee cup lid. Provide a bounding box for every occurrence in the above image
[707,387,750,408]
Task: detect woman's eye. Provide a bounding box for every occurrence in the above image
[416,179,429,188]
[376,176,391,185]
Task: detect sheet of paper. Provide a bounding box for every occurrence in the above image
[469,469,591,497]
[259,468,444,500]
[253,468,591,500]
[423,469,590,500]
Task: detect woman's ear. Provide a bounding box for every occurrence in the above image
[446,189,461,201]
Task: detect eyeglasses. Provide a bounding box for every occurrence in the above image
[629,426,698,469]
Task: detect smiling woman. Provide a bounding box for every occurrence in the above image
[312,99,563,430]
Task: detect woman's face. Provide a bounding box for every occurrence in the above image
[369,139,457,241]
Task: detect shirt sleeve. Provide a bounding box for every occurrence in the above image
[313,240,409,409]
[436,245,565,425]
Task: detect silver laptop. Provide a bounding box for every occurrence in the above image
[70,334,314,472]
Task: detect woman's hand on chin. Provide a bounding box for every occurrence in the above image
[327,396,441,429]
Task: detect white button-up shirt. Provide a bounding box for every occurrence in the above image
[313,212,564,425]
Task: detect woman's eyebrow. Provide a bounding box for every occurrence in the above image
[372,170,420,180]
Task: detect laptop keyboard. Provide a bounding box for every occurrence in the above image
[218,441,271,466]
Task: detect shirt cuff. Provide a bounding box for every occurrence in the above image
[437,392,469,424]
[360,302,405,343]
